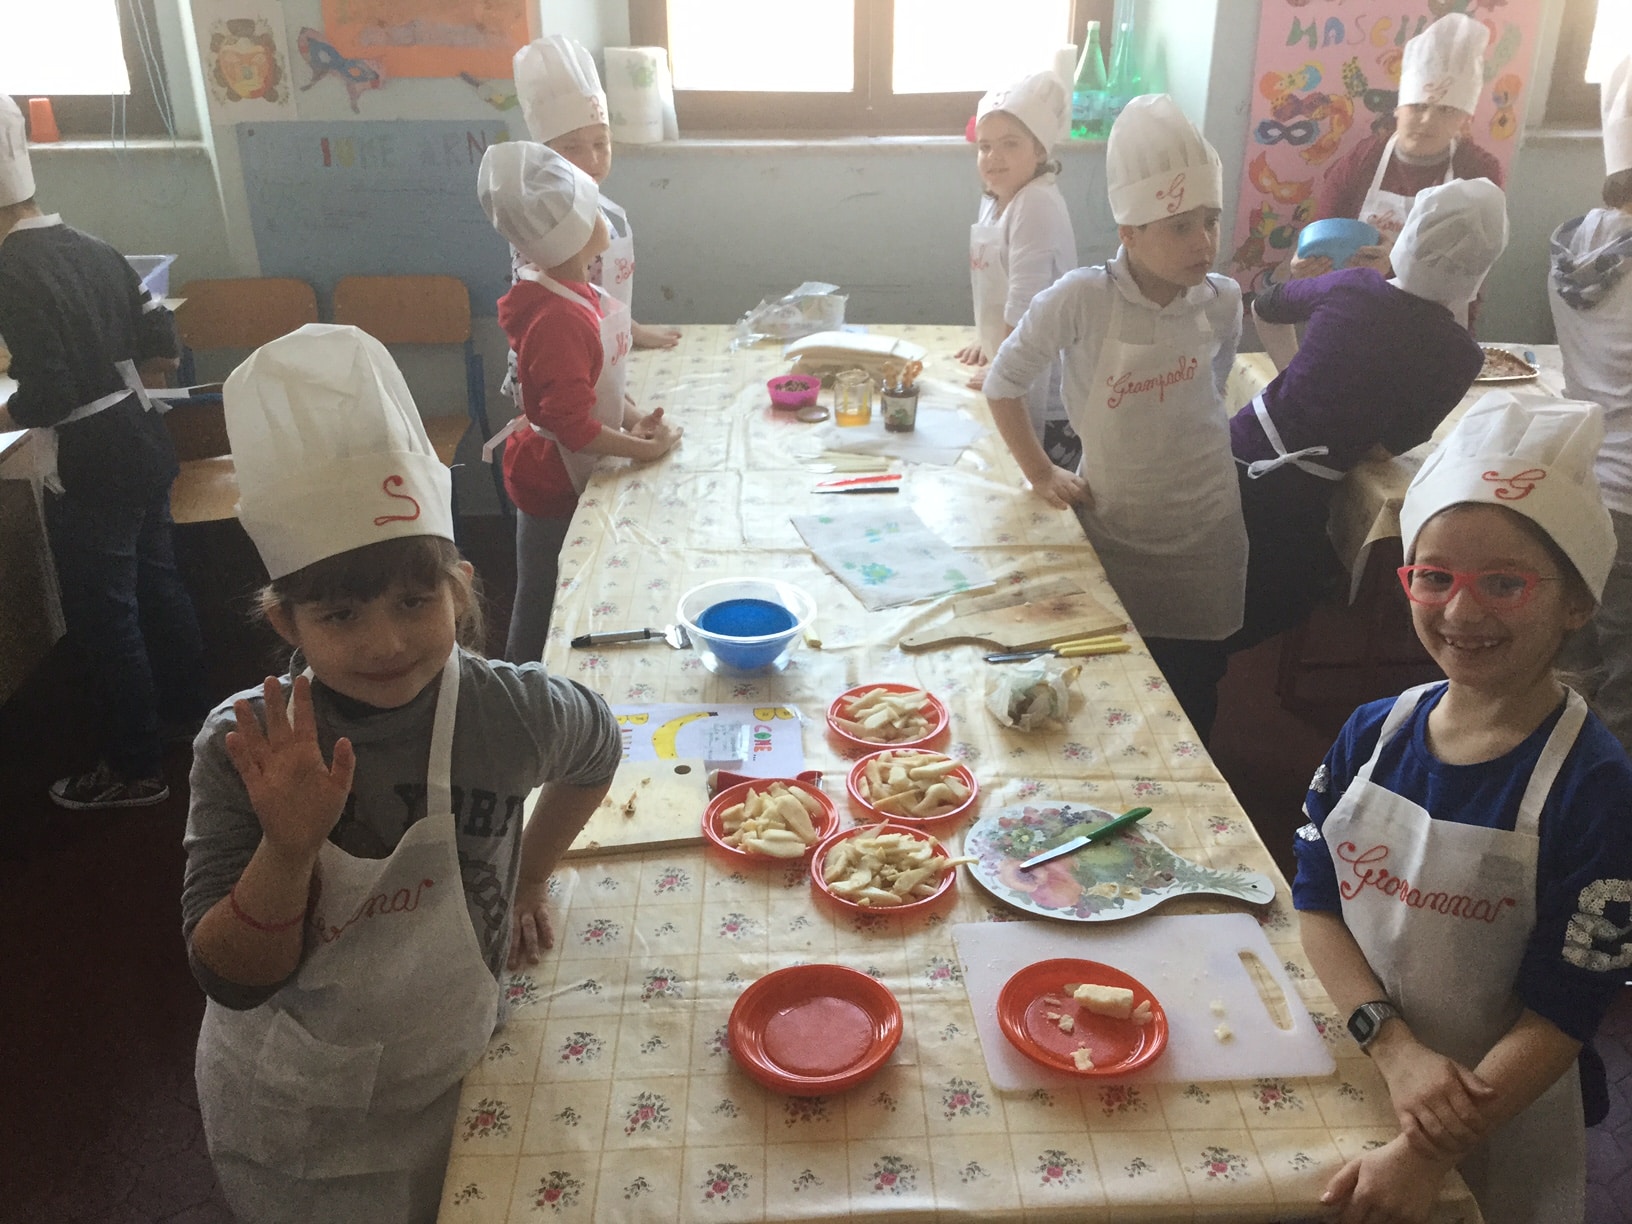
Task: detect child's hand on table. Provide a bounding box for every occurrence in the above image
[1321,1133,1452,1223]
[507,879,555,970]
[954,341,986,367]
[1370,1030,1495,1159]
[1027,465,1090,511]
[634,413,682,460]
[633,322,682,350]
[225,675,356,865]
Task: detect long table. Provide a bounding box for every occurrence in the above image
[436,325,1479,1223]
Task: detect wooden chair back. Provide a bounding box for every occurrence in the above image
[175,278,319,352]
[332,275,471,344]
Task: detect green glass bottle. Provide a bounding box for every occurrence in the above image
[1070,21,1109,140]
[1105,20,1142,128]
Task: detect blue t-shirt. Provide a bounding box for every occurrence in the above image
[1292,684,1632,1043]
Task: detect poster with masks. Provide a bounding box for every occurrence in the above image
[1226,1,1545,296]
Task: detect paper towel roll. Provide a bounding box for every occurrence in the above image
[605,46,670,144]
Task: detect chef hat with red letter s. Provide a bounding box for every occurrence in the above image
[1106,94,1223,226]
[1401,391,1615,601]
[0,94,36,207]
[977,70,1071,151]
[225,324,454,580]
[1399,13,1489,117]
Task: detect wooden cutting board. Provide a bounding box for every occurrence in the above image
[899,590,1125,652]
[563,759,709,858]
[952,915,1335,1087]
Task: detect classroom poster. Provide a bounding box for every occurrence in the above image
[318,0,526,79]
[1226,0,1546,295]
[194,1,296,120]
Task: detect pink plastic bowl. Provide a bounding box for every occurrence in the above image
[768,374,822,409]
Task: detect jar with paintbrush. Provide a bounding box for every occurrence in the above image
[880,359,922,432]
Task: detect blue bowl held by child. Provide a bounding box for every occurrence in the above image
[1295,218,1381,270]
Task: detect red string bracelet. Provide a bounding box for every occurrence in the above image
[227,884,307,934]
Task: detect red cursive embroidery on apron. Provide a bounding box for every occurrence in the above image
[374,474,422,525]
[1105,356,1199,409]
[614,256,634,284]
[1336,841,1518,923]
[1481,468,1547,501]
[315,877,436,944]
[1156,173,1187,214]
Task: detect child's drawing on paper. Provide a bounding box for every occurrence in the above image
[321,0,527,79]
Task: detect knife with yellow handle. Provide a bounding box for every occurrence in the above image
[983,634,1128,664]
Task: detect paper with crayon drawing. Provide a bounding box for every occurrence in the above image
[791,508,991,611]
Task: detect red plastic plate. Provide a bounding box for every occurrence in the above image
[809,822,956,916]
[826,682,949,754]
[997,958,1168,1078]
[845,749,978,826]
[702,778,838,863]
[729,964,903,1095]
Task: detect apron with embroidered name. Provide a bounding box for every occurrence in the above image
[196,651,499,1222]
[485,270,631,495]
[971,186,1065,441]
[1322,682,1587,1224]
[1069,285,1247,640]
[1359,132,1457,248]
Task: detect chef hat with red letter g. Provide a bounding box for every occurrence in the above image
[1401,391,1615,601]
[1106,94,1223,226]
[1399,13,1489,117]
[1603,53,1632,178]
[977,70,1071,150]
[225,324,454,580]
[0,94,36,207]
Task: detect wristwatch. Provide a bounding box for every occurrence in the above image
[1346,1000,1402,1051]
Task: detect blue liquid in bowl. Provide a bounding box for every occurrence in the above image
[695,598,799,669]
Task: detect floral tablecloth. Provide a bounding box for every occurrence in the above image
[438,326,1479,1223]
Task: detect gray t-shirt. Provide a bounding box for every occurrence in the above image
[182,649,621,1008]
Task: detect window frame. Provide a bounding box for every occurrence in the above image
[1544,0,1600,128]
[628,0,1110,135]
[25,0,173,140]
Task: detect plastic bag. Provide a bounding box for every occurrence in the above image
[985,659,1080,732]
[731,282,847,349]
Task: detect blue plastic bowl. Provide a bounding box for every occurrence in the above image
[1295,218,1380,268]
[678,579,816,673]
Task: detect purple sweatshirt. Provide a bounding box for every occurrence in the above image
[1232,268,1482,472]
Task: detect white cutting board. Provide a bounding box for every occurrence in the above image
[953,914,1334,1088]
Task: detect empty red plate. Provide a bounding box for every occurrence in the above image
[729,964,902,1095]
[997,958,1168,1078]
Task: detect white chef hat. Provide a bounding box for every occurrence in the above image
[1401,392,1615,601]
[224,324,454,581]
[0,94,36,207]
[515,35,608,146]
[478,141,598,272]
[977,70,1071,151]
[1399,13,1489,116]
[1603,53,1632,177]
[1106,94,1223,226]
[1391,177,1507,314]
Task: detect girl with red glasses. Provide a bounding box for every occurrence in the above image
[1290,392,1632,1224]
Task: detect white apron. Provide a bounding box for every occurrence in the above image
[1324,682,1587,1224]
[1359,132,1457,248]
[970,192,1064,438]
[197,651,500,1223]
[485,270,631,495]
[1071,287,1247,640]
[596,197,635,309]
[38,358,155,494]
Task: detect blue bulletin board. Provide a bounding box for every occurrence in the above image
[236,120,515,313]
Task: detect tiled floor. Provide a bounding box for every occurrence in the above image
[1,516,1626,1223]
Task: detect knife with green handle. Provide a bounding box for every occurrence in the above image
[1018,806,1153,869]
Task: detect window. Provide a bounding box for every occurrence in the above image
[628,0,1113,135]
[1546,0,1626,127]
[0,0,176,140]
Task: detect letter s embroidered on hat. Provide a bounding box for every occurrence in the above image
[374,474,422,526]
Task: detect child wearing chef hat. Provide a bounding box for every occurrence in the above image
[985,93,1245,741]
[183,323,621,1222]
[957,69,1081,470]
[1228,177,1508,650]
[0,93,207,811]
[1547,52,1632,755]
[479,141,682,663]
[513,34,679,351]
[1291,392,1632,1224]
[1292,12,1503,281]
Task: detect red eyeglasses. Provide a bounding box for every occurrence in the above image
[1396,565,1560,611]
